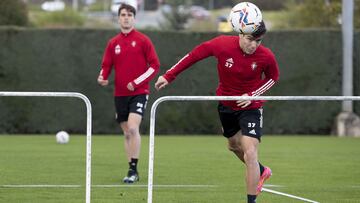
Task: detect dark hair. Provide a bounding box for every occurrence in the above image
[118,3,136,16]
[251,21,266,38]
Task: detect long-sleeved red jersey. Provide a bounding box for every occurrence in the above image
[163,35,280,110]
[100,29,160,96]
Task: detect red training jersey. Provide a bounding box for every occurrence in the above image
[100,29,160,96]
[163,35,280,110]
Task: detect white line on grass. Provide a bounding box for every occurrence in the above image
[1,185,82,188]
[94,185,218,188]
[262,188,319,203]
[1,184,285,189]
[264,184,284,188]
[0,184,217,188]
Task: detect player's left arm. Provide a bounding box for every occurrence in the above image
[237,52,280,107]
[250,54,279,97]
[127,37,160,91]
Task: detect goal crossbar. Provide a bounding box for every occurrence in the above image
[148,96,360,203]
[0,91,92,203]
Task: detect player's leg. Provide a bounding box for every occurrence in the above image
[239,108,271,200]
[239,135,260,197]
[120,122,131,162]
[122,113,142,183]
[228,131,270,193]
[119,114,142,162]
[227,131,245,162]
[114,96,137,183]
[126,113,142,168]
[122,94,148,183]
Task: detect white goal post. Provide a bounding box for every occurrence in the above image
[0,91,92,203]
[147,96,360,203]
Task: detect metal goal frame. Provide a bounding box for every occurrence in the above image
[147,96,360,203]
[0,91,92,203]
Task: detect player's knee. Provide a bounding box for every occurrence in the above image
[228,144,240,152]
[123,130,131,140]
[243,148,257,163]
[127,126,139,137]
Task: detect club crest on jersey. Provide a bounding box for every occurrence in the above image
[251,62,257,70]
[115,44,121,54]
[225,58,234,68]
[131,41,136,47]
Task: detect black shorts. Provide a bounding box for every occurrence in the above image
[217,103,263,141]
[114,94,148,123]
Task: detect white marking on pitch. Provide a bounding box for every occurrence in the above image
[264,184,284,188]
[0,184,217,188]
[1,185,81,188]
[95,185,218,188]
[0,184,284,189]
[262,188,319,203]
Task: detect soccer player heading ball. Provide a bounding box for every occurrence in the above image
[155,2,279,203]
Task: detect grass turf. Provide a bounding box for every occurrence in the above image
[0,135,359,203]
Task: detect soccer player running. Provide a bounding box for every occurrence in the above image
[97,4,160,184]
[155,21,279,203]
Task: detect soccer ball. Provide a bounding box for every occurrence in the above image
[228,2,263,34]
[56,131,70,144]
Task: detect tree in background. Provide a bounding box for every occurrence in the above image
[159,0,191,30]
[162,0,287,10]
[0,0,28,26]
[239,0,287,11]
[286,0,360,29]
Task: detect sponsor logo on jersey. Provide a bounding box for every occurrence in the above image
[225,58,234,68]
[131,41,136,47]
[251,62,257,70]
[115,45,121,54]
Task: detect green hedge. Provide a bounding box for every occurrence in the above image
[0,27,358,135]
[0,0,28,26]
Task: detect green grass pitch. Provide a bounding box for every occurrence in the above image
[0,135,359,203]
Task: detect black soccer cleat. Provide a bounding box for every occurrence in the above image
[123,169,139,184]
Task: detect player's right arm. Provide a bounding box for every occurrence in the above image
[97,70,109,86]
[155,39,215,91]
[98,41,113,86]
[154,76,168,90]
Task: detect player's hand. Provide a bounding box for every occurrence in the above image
[127,82,135,91]
[236,93,252,108]
[155,76,169,91]
[97,75,109,86]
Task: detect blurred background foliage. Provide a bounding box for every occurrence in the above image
[32,9,85,27]
[1,0,359,30]
[0,0,29,26]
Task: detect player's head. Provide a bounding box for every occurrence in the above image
[118,4,136,17]
[118,4,136,31]
[251,21,267,38]
[239,21,266,55]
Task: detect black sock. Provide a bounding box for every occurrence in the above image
[247,194,257,203]
[129,158,138,172]
[259,162,265,176]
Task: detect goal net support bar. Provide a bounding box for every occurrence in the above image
[0,92,92,203]
[147,96,360,203]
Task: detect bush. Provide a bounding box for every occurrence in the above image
[0,0,28,26]
[245,0,287,11]
[33,9,85,28]
[288,0,342,28]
